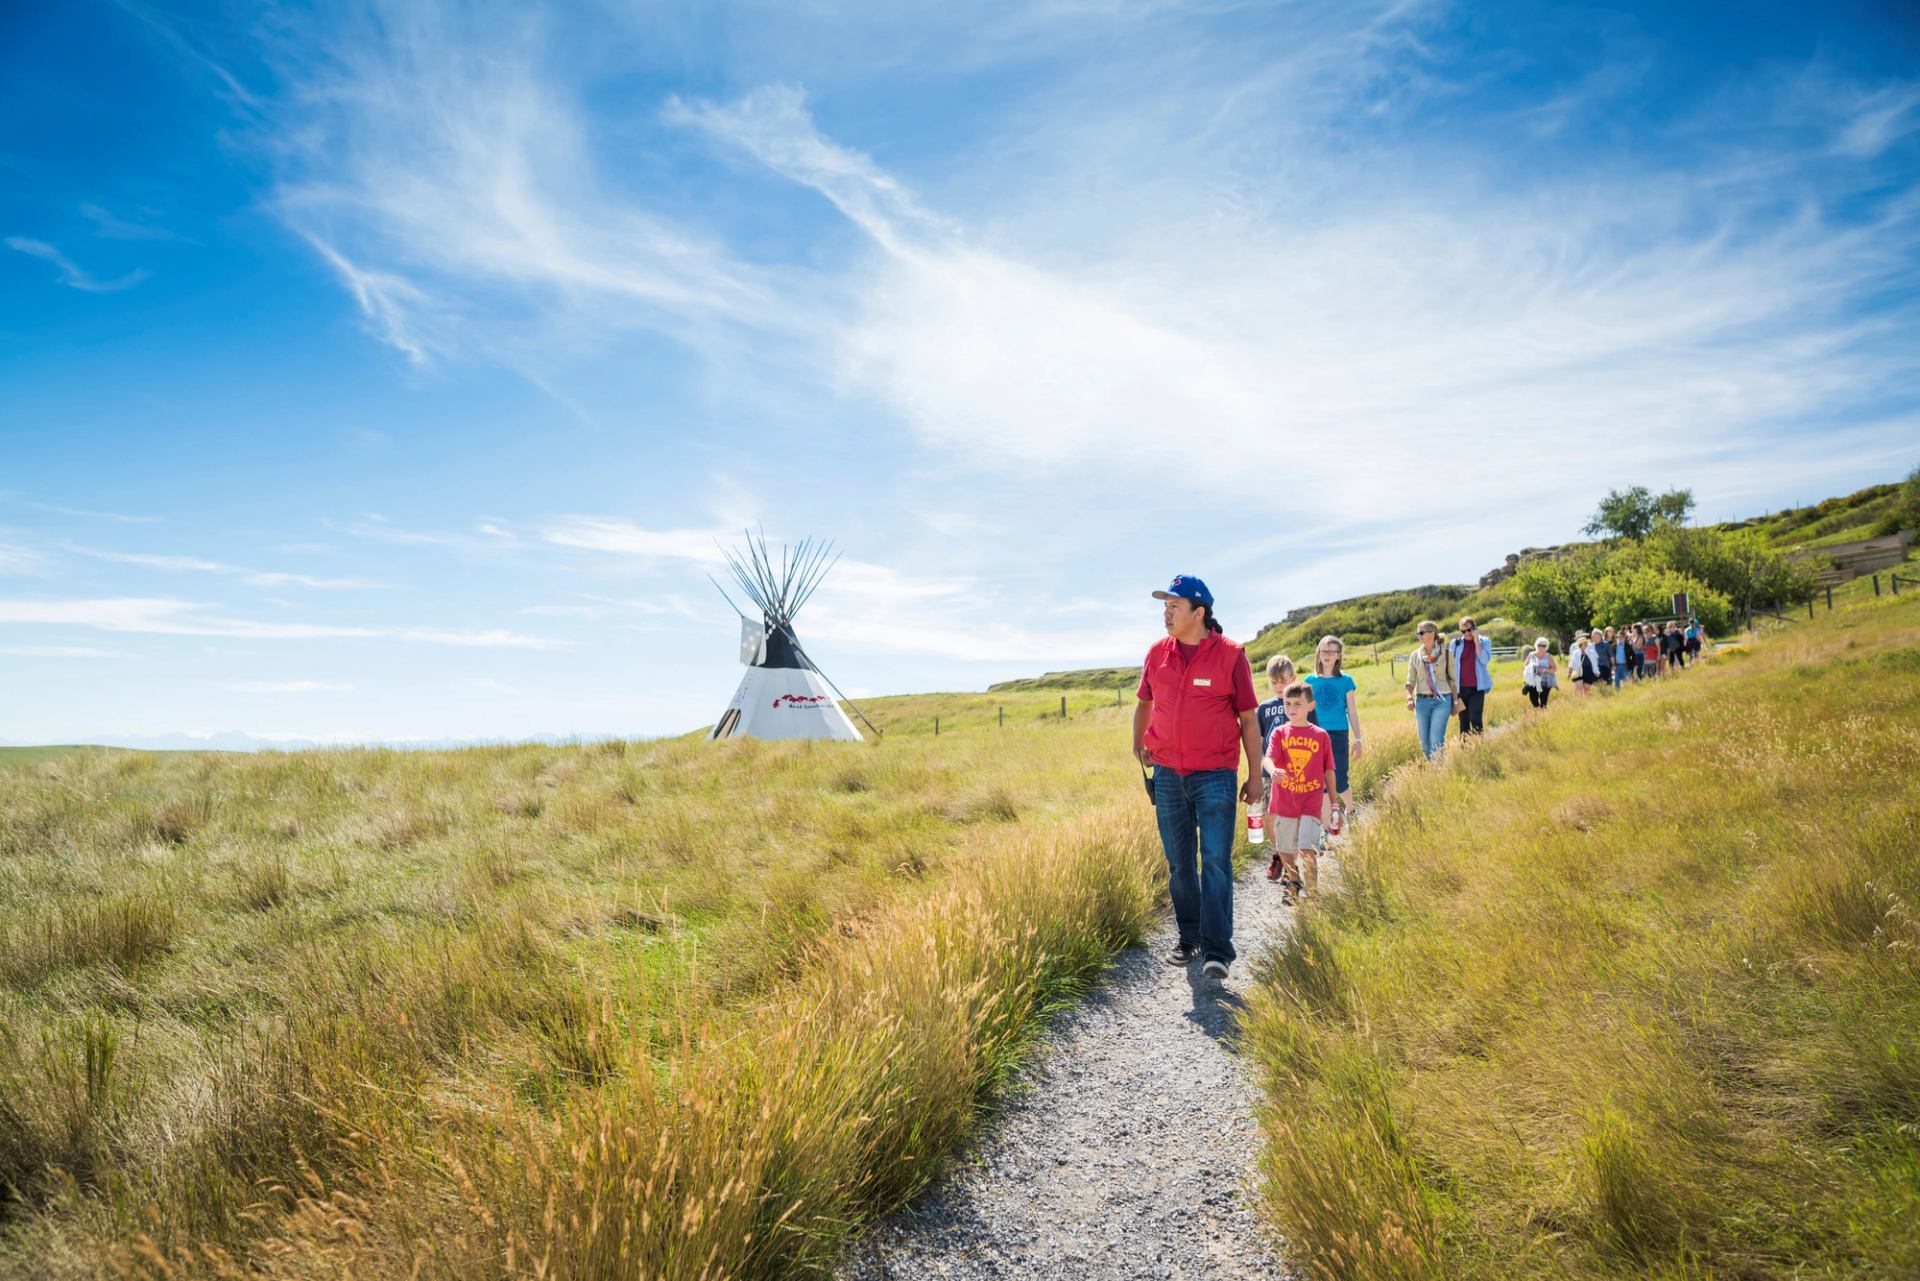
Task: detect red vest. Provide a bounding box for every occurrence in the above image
[1140,632,1249,774]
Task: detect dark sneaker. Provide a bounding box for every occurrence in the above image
[1265,854,1284,881]
[1281,884,1297,906]
[1202,958,1229,981]
[1165,941,1198,966]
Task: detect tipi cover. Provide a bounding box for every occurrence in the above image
[709,535,865,742]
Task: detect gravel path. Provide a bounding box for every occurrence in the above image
[841,847,1308,1281]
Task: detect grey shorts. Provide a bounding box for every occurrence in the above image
[1269,814,1324,851]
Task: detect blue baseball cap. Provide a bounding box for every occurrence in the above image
[1152,574,1213,607]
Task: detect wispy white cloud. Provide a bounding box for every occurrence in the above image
[235,0,1918,662]
[334,514,524,551]
[0,597,566,648]
[0,537,51,576]
[79,202,186,242]
[5,236,150,292]
[665,83,942,252]
[1,495,159,524]
[223,679,355,693]
[680,78,1918,515]
[517,593,697,621]
[69,545,386,589]
[262,5,790,374]
[298,234,438,365]
[538,516,733,564]
[1831,84,1920,159]
[0,644,123,658]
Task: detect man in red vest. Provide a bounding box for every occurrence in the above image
[1132,574,1263,980]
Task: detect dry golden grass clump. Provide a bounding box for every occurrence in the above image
[1247,592,1920,1280]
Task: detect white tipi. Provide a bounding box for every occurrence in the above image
[709,534,872,742]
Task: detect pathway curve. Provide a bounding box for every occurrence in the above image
[841,849,1306,1281]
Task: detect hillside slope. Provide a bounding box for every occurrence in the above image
[995,478,1910,691]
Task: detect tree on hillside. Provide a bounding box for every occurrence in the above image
[1583,486,1695,540]
[1651,488,1696,526]
[1505,548,1603,643]
[1588,565,1732,635]
[1635,525,1815,621]
[1873,464,1920,537]
[1720,528,1818,620]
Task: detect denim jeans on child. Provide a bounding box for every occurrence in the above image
[1414,693,1451,759]
[1152,765,1238,966]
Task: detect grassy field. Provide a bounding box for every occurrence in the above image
[6,549,1911,1279]
[0,747,123,767]
[1247,586,1920,1279]
[0,686,1168,1279]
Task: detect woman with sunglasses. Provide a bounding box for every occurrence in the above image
[1452,616,1492,734]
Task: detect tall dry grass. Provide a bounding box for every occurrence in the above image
[1246,596,1920,1279]
[123,813,1163,1280]
[0,692,1165,1277]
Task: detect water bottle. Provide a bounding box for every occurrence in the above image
[1246,800,1266,844]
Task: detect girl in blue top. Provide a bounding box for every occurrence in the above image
[1305,635,1363,832]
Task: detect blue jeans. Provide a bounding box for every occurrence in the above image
[1414,694,1451,759]
[1152,766,1237,965]
[1325,727,1350,794]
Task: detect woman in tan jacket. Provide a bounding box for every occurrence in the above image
[1404,619,1463,760]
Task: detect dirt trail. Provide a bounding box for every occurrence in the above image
[841,849,1304,1281]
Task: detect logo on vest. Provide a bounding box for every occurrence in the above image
[1192,677,1212,686]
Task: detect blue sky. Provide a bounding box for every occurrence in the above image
[3,0,1918,745]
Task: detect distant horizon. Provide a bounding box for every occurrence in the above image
[5,1,1918,743]
[5,473,1904,750]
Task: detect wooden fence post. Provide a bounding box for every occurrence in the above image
[1874,574,1882,596]
[1826,586,1834,610]
[1060,695,1067,719]
[934,717,939,736]
[998,706,1004,728]
[1808,597,1815,619]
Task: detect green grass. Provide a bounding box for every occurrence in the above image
[1721,480,1903,549]
[0,694,1164,1279]
[1245,591,1920,1280]
[0,746,121,766]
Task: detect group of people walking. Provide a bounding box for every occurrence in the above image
[1520,618,1705,709]
[1132,572,1712,981]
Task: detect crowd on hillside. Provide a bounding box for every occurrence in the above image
[1409,615,1707,736]
[1133,573,1715,977]
[1514,618,1706,711]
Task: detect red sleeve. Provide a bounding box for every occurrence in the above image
[1135,663,1151,701]
[1231,650,1258,712]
